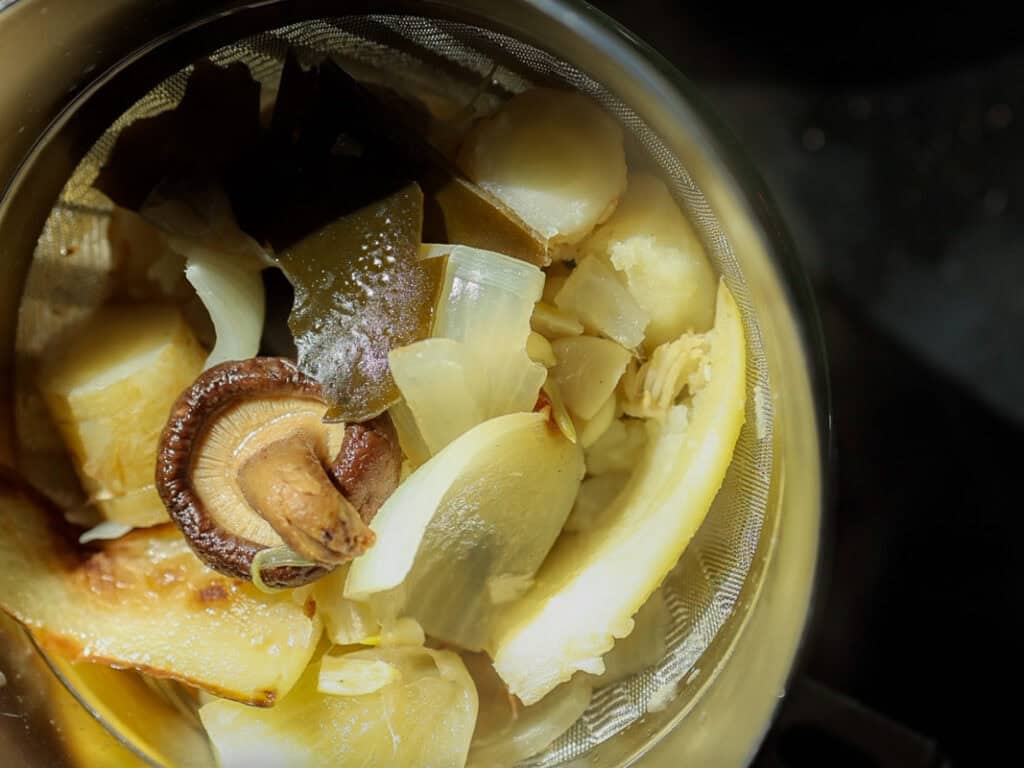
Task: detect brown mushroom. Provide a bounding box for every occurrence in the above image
[156,357,400,588]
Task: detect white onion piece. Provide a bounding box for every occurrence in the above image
[550,336,631,421]
[389,246,545,455]
[554,256,648,349]
[345,411,584,651]
[183,244,266,369]
[78,520,133,544]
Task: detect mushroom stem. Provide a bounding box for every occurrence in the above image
[238,431,375,566]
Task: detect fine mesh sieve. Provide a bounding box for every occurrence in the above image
[13,13,777,767]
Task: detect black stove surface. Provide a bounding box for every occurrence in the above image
[591,3,1024,765]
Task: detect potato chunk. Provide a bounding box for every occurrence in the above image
[458,88,627,246]
[37,304,206,526]
[582,173,717,348]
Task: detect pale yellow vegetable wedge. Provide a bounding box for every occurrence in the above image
[550,335,631,421]
[200,647,477,768]
[0,475,320,706]
[37,304,206,524]
[458,88,627,246]
[491,282,745,704]
[582,173,717,349]
[346,412,584,651]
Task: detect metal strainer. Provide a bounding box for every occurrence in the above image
[1,2,825,766]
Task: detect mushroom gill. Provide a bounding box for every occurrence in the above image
[156,357,398,588]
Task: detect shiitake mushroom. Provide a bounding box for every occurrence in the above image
[156,357,400,588]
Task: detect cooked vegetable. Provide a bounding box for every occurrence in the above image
[248,52,549,267]
[564,472,630,533]
[582,173,717,347]
[277,183,445,423]
[183,245,266,370]
[0,474,320,706]
[549,335,631,421]
[584,417,648,477]
[200,647,477,768]
[464,653,592,768]
[526,331,557,367]
[37,304,206,528]
[346,411,584,651]
[317,656,400,696]
[574,392,617,449]
[554,256,649,348]
[621,332,711,420]
[491,283,745,704]
[156,358,399,587]
[540,378,578,445]
[389,245,546,454]
[458,88,627,246]
[312,567,381,646]
[530,301,584,340]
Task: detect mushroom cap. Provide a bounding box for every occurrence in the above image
[157,357,346,587]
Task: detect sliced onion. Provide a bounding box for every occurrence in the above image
[389,246,546,455]
[554,256,648,349]
[344,411,584,651]
[250,546,318,594]
[183,245,266,369]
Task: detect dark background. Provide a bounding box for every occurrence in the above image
[588,3,1023,766]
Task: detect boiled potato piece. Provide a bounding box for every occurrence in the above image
[492,282,745,704]
[346,412,584,651]
[550,335,631,421]
[465,653,592,768]
[458,88,627,245]
[0,475,320,706]
[200,647,477,768]
[554,256,649,348]
[582,173,717,348]
[37,304,206,525]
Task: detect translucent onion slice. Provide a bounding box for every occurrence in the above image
[464,653,593,768]
[183,244,266,369]
[345,411,584,651]
[550,335,631,421]
[554,256,649,349]
[492,283,746,704]
[201,647,477,768]
[389,246,546,455]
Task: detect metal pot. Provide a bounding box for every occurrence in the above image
[0,2,828,765]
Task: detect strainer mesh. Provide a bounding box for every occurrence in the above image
[18,14,773,766]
